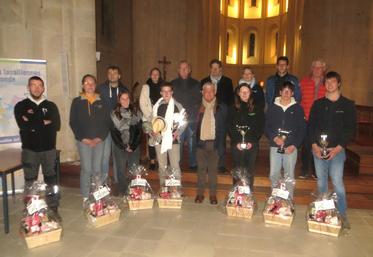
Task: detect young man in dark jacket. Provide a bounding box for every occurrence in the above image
[201,59,234,172]
[309,71,356,229]
[96,66,129,184]
[14,76,61,217]
[172,61,201,170]
[195,82,227,204]
[265,56,301,105]
[265,81,306,198]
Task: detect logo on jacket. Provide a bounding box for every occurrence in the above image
[42,108,48,115]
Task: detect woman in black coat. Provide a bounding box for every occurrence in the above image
[228,83,265,190]
[111,91,142,195]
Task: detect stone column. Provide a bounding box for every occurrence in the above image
[0,0,97,161]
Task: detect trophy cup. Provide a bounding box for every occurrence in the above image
[236,125,250,150]
[319,133,329,159]
[277,128,290,154]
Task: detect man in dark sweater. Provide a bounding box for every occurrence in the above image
[201,59,233,172]
[265,81,306,198]
[96,66,129,185]
[14,76,61,217]
[265,56,301,105]
[309,71,356,229]
[172,61,201,170]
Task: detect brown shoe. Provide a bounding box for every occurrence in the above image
[194,195,204,203]
[210,195,218,205]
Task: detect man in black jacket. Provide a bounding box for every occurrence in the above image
[14,76,61,217]
[309,71,356,229]
[195,82,227,204]
[265,81,306,198]
[96,66,129,186]
[201,59,234,172]
[172,61,201,170]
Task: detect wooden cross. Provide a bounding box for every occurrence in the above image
[158,56,171,81]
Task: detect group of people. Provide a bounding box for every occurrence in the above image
[14,56,356,229]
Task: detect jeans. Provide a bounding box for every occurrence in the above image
[77,140,104,198]
[269,146,297,198]
[313,150,347,215]
[231,143,258,191]
[101,134,112,183]
[196,142,219,195]
[155,144,181,186]
[179,123,197,167]
[112,143,140,194]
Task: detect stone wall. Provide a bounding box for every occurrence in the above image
[0,0,96,161]
[299,0,373,105]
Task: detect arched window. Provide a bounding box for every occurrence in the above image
[244,0,262,19]
[227,0,239,18]
[264,25,278,64]
[267,0,280,17]
[226,26,238,64]
[242,29,259,64]
[249,33,256,57]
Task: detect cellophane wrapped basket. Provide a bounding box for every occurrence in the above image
[157,166,183,209]
[225,168,256,219]
[85,176,120,228]
[21,181,62,248]
[125,165,154,210]
[307,192,341,237]
[263,178,295,227]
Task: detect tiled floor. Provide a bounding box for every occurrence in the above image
[1,187,373,257]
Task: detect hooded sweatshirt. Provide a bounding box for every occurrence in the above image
[265,97,306,148]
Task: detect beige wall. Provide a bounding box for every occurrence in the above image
[0,0,96,161]
[299,0,373,105]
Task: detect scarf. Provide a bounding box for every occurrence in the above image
[200,98,216,140]
[210,75,222,87]
[238,78,256,89]
[153,97,175,153]
[146,78,162,105]
[111,108,140,145]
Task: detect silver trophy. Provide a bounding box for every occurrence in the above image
[319,134,329,159]
[236,125,250,150]
[277,128,290,154]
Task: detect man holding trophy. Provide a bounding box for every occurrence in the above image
[228,83,264,191]
[265,81,306,198]
[309,71,356,229]
[150,82,187,186]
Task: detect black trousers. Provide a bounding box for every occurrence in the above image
[231,143,258,191]
[300,123,316,176]
[21,149,60,209]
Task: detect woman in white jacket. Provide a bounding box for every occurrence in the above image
[139,68,163,170]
